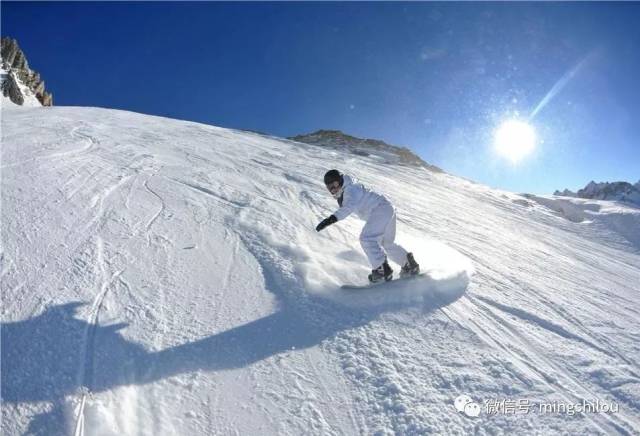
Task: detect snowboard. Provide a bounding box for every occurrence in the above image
[341,272,426,290]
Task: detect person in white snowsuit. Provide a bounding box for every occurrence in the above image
[316,169,420,283]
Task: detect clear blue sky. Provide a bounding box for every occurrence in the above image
[3,2,639,193]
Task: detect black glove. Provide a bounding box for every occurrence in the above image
[316,215,338,232]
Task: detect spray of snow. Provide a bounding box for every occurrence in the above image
[302,237,473,309]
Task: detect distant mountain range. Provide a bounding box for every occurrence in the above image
[288,129,442,172]
[554,180,640,205]
[1,36,52,106]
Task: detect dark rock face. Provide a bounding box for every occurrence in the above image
[1,71,25,105]
[289,130,442,172]
[1,37,53,106]
[553,189,576,197]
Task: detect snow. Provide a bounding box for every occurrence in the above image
[524,194,640,250]
[2,105,640,435]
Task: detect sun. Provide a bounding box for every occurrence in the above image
[494,120,536,163]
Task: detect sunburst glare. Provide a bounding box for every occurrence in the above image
[494,120,536,163]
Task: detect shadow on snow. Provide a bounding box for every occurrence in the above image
[2,234,467,434]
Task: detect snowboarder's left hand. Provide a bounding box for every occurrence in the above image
[316,215,337,232]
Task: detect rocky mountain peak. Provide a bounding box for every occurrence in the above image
[1,37,53,106]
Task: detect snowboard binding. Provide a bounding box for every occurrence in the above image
[368,260,393,283]
[400,252,420,278]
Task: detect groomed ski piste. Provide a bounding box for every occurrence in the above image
[2,104,639,435]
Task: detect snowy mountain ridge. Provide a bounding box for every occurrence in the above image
[554,180,640,205]
[289,129,442,172]
[1,37,52,107]
[2,104,640,435]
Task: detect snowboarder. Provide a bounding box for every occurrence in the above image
[315,169,420,283]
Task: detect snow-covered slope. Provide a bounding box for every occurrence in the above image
[2,105,640,435]
[523,194,640,251]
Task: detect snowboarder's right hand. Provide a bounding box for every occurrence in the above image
[316,215,337,232]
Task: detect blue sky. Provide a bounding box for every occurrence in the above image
[3,2,639,193]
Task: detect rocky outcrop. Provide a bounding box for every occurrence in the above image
[552,188,576,198]
[1,37,53,106]
[1,71,25,105]
[289,129,442,172]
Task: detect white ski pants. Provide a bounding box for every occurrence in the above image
[360,201,408,269]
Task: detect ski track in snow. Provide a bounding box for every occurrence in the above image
[2,106,639,435]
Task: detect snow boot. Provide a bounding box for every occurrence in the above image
[400,252,420,278]
[368,260,393,283]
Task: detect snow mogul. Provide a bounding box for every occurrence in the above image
[315,169,420,283]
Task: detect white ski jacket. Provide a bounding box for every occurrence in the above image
[333,175,390,221]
